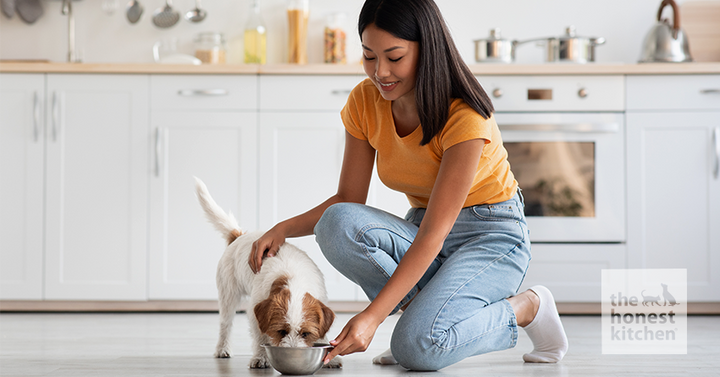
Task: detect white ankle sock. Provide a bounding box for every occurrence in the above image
[372,348,398,365]
[521,285,568,363]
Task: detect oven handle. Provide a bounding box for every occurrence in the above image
[498,123,619,133]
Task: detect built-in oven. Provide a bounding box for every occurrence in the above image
[478,75,626,243]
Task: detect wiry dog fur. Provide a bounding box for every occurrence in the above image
[194,177,341,368]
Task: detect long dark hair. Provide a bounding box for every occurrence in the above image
[359,0,494,146]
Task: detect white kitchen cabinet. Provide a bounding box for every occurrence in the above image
[258,111,361,301]
[43,74,150,300]
[258,75,410,302]
[148,75,258,300]
[626,75,720,301]
[0,74,45,299]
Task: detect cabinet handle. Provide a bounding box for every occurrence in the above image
[700,89,720,95]
[51,91,59,142]
[331,89,352,96]
[498,122,619,133]
[33,91,41,142]
[155,127,161,177]
[714,127,720,180]
[177,89,228,96]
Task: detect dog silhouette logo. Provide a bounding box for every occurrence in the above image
[641,283,680,307]
[662,283,679,307]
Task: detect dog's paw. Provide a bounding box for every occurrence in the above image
[214,348,232,358]
[323,356,342,368]
[249,355,270,369]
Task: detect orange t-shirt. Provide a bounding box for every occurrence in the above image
[341,79,517,208]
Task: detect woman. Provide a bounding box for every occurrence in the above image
[250,0,568,371]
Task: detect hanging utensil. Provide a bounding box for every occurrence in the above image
[15,0,44,24]
[184,0,206,23]
[126,0,142,23]
[152,0,179,28]
[1,0,15,19]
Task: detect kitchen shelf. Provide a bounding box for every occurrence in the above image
[1,62,719,75]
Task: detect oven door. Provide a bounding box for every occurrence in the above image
[495,112,625,243]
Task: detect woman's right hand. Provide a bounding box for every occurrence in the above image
[249,226,286,274]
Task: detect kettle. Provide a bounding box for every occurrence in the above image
[639,0,693,63]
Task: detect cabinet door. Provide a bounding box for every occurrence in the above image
[44,74,149,300]
[148,111,257,299]
[627,111,720,301]
[0,73,44,299]
[259,112,365,301]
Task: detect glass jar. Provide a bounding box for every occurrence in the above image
[324,13,346,64]
[287,0,309,64]
[244,0,267,64]
[194,32,227,64]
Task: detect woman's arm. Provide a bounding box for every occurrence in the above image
[250,131,376,273]
[324,138,486,362]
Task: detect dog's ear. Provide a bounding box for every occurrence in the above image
[317,300,335,338]
[254,276,291,335]
[253,298,273,334]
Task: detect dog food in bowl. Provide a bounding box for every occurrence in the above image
[263,343,332,375]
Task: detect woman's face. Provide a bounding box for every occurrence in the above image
[361,23,419,104]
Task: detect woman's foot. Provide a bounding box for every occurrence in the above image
[510,286,568,363]
[372,348,398,365]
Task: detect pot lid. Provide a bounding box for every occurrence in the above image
[554,25,605,44]
[474,28,510,42]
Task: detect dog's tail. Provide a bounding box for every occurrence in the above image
[194,177,244,245]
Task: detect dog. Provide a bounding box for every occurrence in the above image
[194,177,341,369]
[661,283,679,306]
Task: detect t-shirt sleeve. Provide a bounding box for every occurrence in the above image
[340,82,368,141]
[439,104,495,151]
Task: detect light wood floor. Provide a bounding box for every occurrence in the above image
[1,313,718,376]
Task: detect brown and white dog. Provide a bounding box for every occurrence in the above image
[194,177,340,369]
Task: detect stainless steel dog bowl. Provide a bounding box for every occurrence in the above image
[262,343,332,375]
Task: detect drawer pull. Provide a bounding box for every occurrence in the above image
[155,127,162,178]
[331,89,352,96]
[498,122,619,133]
[52,91,59,142]
[177,89,229,96]
[700,89,720,95]
[33,91,41,142]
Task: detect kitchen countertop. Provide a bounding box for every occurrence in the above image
[1,61,719,75]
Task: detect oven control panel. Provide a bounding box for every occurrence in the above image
[475,75,624,112]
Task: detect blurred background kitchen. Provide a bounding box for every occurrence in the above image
[1,0,718,65]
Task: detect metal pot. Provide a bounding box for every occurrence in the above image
[473,28,516,63]
[638,0,692,63]
[541,26,605,63]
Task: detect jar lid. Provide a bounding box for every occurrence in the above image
[195,32,225,43]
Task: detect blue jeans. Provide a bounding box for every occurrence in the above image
[314,192,531,371]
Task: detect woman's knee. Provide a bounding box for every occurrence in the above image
[390,317,446,371]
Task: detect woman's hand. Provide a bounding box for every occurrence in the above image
[249,226,286,274]
[323,309,383,364]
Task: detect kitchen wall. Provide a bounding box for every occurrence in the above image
[0,0,716,65]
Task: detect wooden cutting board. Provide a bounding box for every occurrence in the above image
[681,1,720,62]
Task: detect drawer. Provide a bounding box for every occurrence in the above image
[476,75,625,112]
[260,75,365,111]
[151,75,257,111]
[627,75,720,111]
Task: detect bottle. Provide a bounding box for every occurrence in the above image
[287,0,309,64]
[324,13,346,64]
[244,0,267,64]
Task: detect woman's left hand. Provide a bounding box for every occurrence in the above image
[323,309,383,364]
